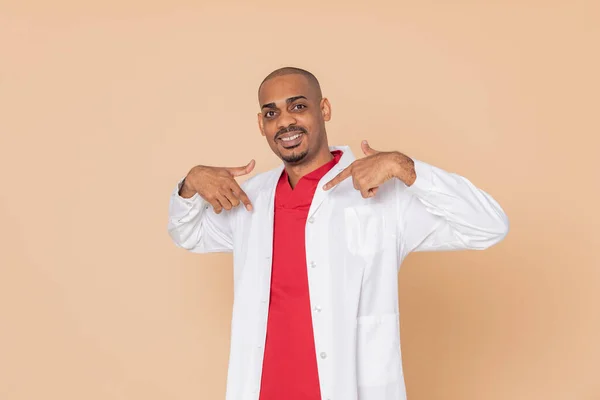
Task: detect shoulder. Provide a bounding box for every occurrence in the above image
[227,166,280,221]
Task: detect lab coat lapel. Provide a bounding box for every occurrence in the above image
[308,145,356,219]
[261,163,285,258]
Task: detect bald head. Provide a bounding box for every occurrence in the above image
[258,67,322,99]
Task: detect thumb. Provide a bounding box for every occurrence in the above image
[228,159,255,177]
[361,140,377,156]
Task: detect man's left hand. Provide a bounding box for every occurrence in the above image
[323,140,416,198]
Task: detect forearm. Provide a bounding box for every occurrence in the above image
[168,178,233,253]
[394,155,509,252]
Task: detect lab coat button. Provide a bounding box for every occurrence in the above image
[310,261,316,268]
[320,352,327,359]
[314,305,322,313]
[308,217,315,223]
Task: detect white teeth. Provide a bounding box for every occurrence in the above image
[281,133,301,141]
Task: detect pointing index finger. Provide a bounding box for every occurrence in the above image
[323,166,352,190]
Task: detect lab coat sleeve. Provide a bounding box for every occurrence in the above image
[395,159,509,254]
[167,178,233,253]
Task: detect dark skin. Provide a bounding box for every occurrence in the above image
[179,73,417,213]
[257,74,334,188]
[257,73,416,195]
[323,140,416,197]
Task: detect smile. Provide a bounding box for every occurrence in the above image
[277,132,304,148]
[280,133,302,142]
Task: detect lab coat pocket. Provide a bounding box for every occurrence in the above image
[356,312,402,387]
[343,205,386,257]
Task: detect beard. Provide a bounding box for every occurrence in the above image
[281,147,309,164]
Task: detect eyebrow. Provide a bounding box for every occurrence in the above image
[261,95,307,110]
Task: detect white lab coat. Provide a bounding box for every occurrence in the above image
[167,145,509,400]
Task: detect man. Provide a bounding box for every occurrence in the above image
[167,67,509,400]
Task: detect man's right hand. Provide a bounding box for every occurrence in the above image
[178,160,256,213]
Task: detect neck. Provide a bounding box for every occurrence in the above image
[285,145,334,189]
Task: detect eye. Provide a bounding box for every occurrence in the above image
[292,104,306,111]
[264,111,276,118]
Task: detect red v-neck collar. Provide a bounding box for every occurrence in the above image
[275,150,343,209]
[280,150,342,190]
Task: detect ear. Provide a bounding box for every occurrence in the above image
[257,113,265,136]
[320,98,332,122]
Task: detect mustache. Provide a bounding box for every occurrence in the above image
[275,126,307,140]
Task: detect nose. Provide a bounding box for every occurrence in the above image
[277,110,297,131]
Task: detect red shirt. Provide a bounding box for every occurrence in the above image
[259,150,343,400]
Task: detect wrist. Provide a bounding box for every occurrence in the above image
[178,178,196,198]
[391,151,416,186]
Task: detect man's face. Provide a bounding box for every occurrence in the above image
[257,74,330,165]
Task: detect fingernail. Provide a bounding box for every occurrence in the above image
[246,204,253,211]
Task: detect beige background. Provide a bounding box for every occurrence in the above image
[1,1,599,399]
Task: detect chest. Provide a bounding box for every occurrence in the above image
[233,179,399,271]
